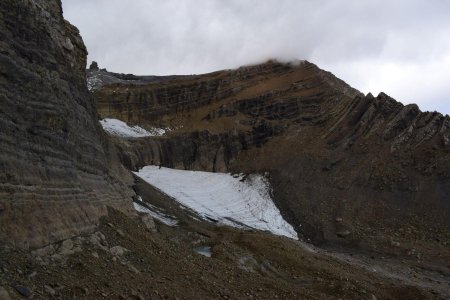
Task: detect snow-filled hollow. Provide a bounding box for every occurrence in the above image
[133,166,298,240]
[99,118,166,138]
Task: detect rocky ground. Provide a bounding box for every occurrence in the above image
[0,178,448,300]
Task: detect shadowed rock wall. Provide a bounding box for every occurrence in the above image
[0,0,134,248]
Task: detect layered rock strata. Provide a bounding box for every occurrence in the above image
[92,60,450,252]
[0,0,134,248]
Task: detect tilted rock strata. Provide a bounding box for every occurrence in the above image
[92,60,450,251]
[0,0,134,248]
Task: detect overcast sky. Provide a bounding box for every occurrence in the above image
[62,0,450,114]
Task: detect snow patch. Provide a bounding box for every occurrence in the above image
[100,118,166,138]
[133,166,298,240]
[133,199,178,227]
[194,246,212,257]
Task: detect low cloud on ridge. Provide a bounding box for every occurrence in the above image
[62,0,450,114]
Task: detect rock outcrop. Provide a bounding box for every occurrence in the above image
[0,0,134,248]
[92,60,450,253]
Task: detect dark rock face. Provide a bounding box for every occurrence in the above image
[114,124,285,172]
[277,92,450,244]
[91,60,450,255]
[0,0,134,248]
[115,131,241,172]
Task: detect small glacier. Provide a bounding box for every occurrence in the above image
[133,166,298,240]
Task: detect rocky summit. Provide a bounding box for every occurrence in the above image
[0,0,449,299]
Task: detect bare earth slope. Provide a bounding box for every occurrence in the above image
[92,60,450,262]
[0,0,134,249]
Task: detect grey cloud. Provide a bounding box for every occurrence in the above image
[62,0,450,114]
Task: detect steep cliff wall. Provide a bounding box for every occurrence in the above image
[0,0,134,248]
[114,126,284,173]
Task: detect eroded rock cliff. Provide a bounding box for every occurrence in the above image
[92,60,450,255]
[0,0,134,248]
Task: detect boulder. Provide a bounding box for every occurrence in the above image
[141,215,157,232]
[110,246,129,256]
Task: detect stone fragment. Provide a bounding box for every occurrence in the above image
[58,239,75,255]
[50,254,65,264]
[27,271,37,278]
[141,215,157,232]
[128,264,140,274]
[336,230,351,238]
[90,232,108,250]
[131,290,145,300]
[32,245,55,257]
[44,285,56,296]
[14,285,32,298]
[61,239,74,251]
[390,240,400,247]
[110,246,129,256]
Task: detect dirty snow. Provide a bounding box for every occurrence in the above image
[194,246,212,257]
[100,118,166,138]
[134,166,298,239]
[133,198,178,227]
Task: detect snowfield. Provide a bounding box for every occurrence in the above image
[134,166,298,239]
[99,118,166,138]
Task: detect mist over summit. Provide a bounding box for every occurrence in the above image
[0,1,449,299]
[62,0,450,114]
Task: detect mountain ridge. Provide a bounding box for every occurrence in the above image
[90,59,450,256]
[0,0,449,298]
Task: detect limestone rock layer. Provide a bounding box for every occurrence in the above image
[0,0,134,248]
